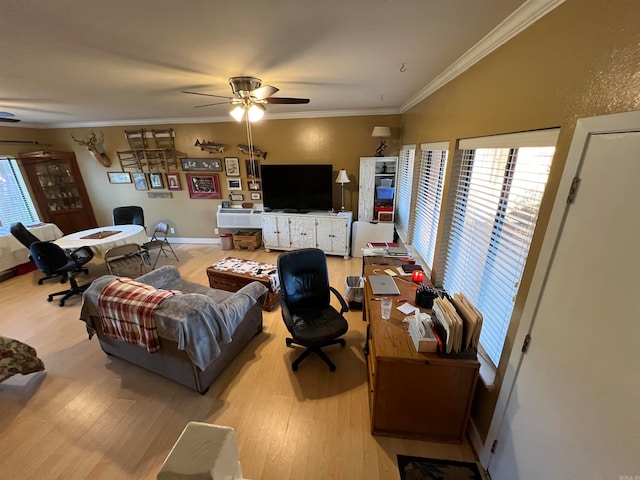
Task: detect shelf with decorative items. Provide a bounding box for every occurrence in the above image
[358,156,398,222]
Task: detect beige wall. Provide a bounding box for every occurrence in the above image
[401,0,640,439]
[2,116,399,236]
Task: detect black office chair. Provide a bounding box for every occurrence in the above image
[10,222,89,285]
[112,206,145,231]
[29,241,94,306]
[277,248,349,371]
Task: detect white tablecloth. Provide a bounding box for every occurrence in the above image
[0,223,64,273]
[54,225,149,258]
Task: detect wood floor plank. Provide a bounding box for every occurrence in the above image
[0,243,479,479]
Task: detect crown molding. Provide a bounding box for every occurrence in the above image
[401,0,565,112]
[16,107,400,130]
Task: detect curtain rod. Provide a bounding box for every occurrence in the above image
[0,140,52,146]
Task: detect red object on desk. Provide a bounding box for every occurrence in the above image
[412,270,425,283]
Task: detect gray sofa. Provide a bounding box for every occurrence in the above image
[80,265,268,393]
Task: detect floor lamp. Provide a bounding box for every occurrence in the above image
[335,170,350,210]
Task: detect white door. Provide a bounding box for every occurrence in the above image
[486,114,640,478]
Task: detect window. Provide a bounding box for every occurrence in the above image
[395,145,415,239]
[442,130,558,366]
[0,157,40,225]
[413,142,448,270]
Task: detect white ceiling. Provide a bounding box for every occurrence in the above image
[0,0,559,128]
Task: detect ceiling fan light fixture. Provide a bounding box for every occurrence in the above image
[230,106,245,122]
[248,104,265,122]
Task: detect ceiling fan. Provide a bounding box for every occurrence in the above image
[182,76,310,121]
[0,111,20,123]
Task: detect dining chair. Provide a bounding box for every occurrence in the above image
[112,206,146,232]
[142,222,179,269]
[104,243,148,276]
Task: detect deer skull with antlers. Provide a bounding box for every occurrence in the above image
[71,130,111,167]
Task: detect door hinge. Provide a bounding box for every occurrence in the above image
[490,439,498,453]
[521,334,531,353]
[567,176,581,204]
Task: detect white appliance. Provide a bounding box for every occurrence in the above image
[216,206,263,229]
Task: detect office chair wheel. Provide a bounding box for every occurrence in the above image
[38,278,45,285]
[286,338,294,347]
[47,295,54,302]
[59,300,65,307]
[292,363,299,372]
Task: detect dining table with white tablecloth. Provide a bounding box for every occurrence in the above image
[0,222,64,273]
[54,225,149,258]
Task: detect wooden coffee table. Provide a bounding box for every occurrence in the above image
[206,257,280,311]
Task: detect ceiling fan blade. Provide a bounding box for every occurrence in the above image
[252,85,279,100]
[0,117,20,122]
[194,100,235,108]
[182,90,234,100]
[265,97,310,104]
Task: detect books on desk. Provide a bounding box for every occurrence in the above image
[431,292,483,355]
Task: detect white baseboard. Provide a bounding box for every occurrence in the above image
[167,237,220,245]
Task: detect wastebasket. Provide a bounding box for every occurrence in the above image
[345,275,364,310]
[220,233,234,250]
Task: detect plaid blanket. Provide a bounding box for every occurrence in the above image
[97,278,181,353]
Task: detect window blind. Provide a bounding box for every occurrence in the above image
[0,157,39,226]
[442,138,556,366]
[395,145,415,239]
[413,143,448,269]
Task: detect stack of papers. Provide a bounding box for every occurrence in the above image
[432,297,464,353]
[451,292,483,350]
[432,293,483,354]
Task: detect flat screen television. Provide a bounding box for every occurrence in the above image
[261,164,333,212]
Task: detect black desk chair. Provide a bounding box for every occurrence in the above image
[113,206,145,231]
[277,248,349,371]
[29,241,94,306]
[10,222,89,285]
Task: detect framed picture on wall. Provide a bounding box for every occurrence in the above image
[166,172,181,190]
[186,173,221,199]
[245,159,260,178]
[224,157,240,176]
[132,172,149,191]
[107,172,132,184]
[148,172,164,189]
[229,193,244,201]
[181,158,223,171]
[248,180,261,191]
[250,192,261,201]
[227,178,242,191]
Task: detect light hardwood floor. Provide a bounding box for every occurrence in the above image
[0,244,479,479]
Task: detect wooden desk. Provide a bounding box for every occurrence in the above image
[363,265,479,443]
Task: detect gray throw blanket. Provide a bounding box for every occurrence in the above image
[80,266,267,370]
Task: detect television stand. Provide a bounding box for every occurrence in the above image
[282,208,310,214]
[262,211,353,258]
